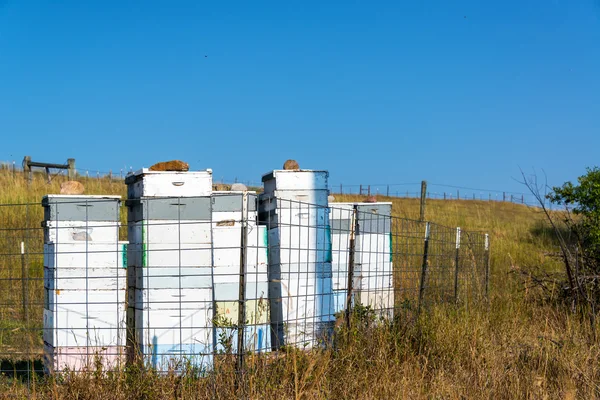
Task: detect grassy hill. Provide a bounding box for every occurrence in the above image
[0,168,595,399]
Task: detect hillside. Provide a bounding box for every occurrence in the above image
[0,169,594,399]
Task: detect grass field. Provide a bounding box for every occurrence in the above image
[1,168,597,399]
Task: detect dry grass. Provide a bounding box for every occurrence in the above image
[0,170,598,399]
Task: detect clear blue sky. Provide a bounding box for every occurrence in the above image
[1,1,599,197]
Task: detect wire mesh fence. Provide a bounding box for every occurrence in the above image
[0,194,489,380]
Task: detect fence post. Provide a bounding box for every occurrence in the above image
[237,192,248,381]
[485,234,490,300]
[67,158,76,180]
[510,194,513,203]
[359,184,363,195]
[368,185,371,196]
[386,185,389,197]
[12,161,16,179]
[521,195,524,204]
[419,180,427,221]
[20,241,28,323]
[454,227,461,303]
[418,222,431,314]
[503,192,506,202]
[45,167,51,184]
[444,192,446,200]
[457,190,460,200]
[340,184,342,194]
[345,205,359,329]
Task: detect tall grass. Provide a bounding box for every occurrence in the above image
[0,170,597,398]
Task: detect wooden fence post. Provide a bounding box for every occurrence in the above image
[23,156,31,184]
[420,181,427,221]
[67,158,76,180]
[345,205,359,328]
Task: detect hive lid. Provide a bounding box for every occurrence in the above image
[125,168,213,184]
[261,169,328,183]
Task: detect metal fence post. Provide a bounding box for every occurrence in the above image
[484,234,490,300]
[20,241,28,323]
[418,222,431,314]
[237,192,248,377]
[454,227,461,304]
[345,205,359,329]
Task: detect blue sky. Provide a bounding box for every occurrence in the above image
[1,1,598,198]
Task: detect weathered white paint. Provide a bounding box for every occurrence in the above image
[43,308,126,348]
[44,221,120,243]
[127,169,213,198]
[262,170,329,193]
[126,170,216,370]
[43,194,127,373]
[128,220,211,245]
[44,242,127,270]
[260,170,334,349]
[329,202,394,317]
[43,343,125,374]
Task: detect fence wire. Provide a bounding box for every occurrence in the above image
[0,195,489,380]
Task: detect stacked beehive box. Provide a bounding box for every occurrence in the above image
[211,191,271,353]
[329,202,394,317]
[125,169,214,371]
[42,195,127,373]
[258,170,335,349]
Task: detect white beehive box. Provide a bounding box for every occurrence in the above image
[44,242,128,270]
[43,243,128,347]
[259,170,334,350]
[42,195,127,373]
[211,192,271,353]
[43,343,125,374]
[329,202,394,316]
[126,169,215,371]
[43,307,126,348]
[125,169,213,198]
[42,195,121,244]
[132,287,213,371]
